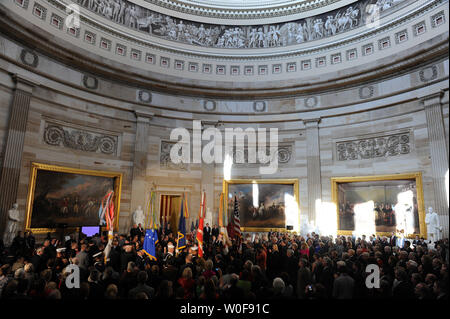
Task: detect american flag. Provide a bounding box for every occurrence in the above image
[233,195,241,238]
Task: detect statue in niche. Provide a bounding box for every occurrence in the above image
[3,203,20,247]
[425,206,441,242]
[133,205,145,227]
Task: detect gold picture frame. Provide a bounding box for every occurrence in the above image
[25,162,123,234]
[331,172,426,238]
[223,179,300,232]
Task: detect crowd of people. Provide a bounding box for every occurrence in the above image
[0,225,448,300]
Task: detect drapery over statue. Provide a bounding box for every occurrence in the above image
[425,206,441,242]
[2,203,20,247]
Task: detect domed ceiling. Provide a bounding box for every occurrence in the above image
[1,0,447,96]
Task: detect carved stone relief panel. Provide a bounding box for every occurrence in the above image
[336,132,411,161]
[160,140,188,170]
[43,121,119,156]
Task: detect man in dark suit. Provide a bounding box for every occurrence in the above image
[137,224,145,240]
[389,232,397,247]
[203,223,212,244]
[212,224,220,238]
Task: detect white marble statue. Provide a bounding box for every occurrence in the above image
[425,207,441,242]
[3,203,20,247]
[133,205,145,227]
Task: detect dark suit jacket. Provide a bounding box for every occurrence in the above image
[203,227,211,242]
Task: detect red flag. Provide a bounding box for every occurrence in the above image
[197,216,204,258]
[196,192,206,258]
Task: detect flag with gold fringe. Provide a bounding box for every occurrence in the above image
[196,191,206,258]
[146,190,159,230]
[176,194,188,253]
[143,228,158,261]
[218,192,229,241]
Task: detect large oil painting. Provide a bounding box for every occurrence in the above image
[223,179,299,232]
[332,173,425,237]
[26,163,122,232]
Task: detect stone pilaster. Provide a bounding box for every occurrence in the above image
[0,74,36,236]
[129,109,154,229]
[422,92,449,238]
[303,118,322,228]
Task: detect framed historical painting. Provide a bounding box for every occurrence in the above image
[223,179,299,232]
[25,163,122,233]
[331,172,425,238]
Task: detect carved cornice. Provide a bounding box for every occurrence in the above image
[38,0,445,61]
[420,91,444,107]
[142,0,345,20]
[134,109,155,122]
[10,73,39,94]
[63,0,413,51]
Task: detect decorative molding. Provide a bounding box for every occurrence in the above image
[14,0,29,10]
[19,49,38,68]
[142,0,343,20]
[72,0,409,50]
[359,85,375,99]
[336,132,411,161]
[82,74,98,89]
[419,65,438,82]
[137,90,152,103]
[160,140,188,170]
[232,144,293,165]
[203,100,216,111]
[34,0,444,63]
[305,96,318,108]
[253,101,267,112]
[43,123,119,155]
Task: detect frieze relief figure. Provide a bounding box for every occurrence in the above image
[77,0,406,49]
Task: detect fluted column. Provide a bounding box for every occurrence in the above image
[129,109,154,229]
[422,92,449,238]
[0,74,36,236]
[303,118,322,227]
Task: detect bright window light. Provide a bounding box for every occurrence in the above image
[285,193,299,232]
[353,201,375,238]
[252,182,259,208]
[223,153,232,181]
[315,199,337,237]
[395,190,414,236]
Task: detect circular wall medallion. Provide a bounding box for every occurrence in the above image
[20,49,38,68]
[276,147,292,163]
[253,101,267,112]
[82,75,98,89]
[304,96,318,108]
[138,90,152,103]
[419,65,438,82]
[359,85,374,99]
[203,100,216,112]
